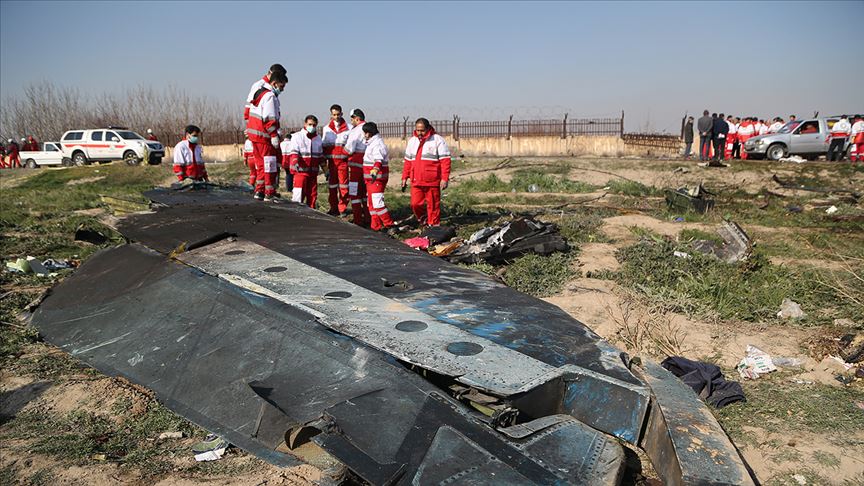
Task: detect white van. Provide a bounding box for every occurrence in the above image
[60,128,164,166]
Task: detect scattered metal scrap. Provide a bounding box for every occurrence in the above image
[29,186,755,485]
[447,217,569,264]
[665,184,715,214]
[772,174,862,198]
[691,221,752,263]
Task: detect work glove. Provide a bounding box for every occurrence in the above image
[440,180,449,191]
[271,136,280,149]
[370,168,379,181]
[401,180,408,193]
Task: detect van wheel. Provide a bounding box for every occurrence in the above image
[72,152,88,166]
[26,159,38,169]
[148,155,162,166]
[124,151,141,166]
[62,157,73,167]
[766,144,788,161]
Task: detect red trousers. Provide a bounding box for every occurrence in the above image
[850,143,860,162]
[292,172,318,208]
[8,154,21,168]
[366,179,394,230]
[252,142,278,197]
[725,134,737,159]
[738,135,750,160]
[246,158,256,187]
[349,161,369,226]
[410,185,442,226]
[327,158,350,214]
[0,156,8,168]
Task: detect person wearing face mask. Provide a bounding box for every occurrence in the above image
[344,108,370,226]
[173,125,207,183]
[287,115,325,207]
[402,118,452,227]
[322,104,351,216]
[361,122,395,232]
[243,64,286,126]
[246,71,287,202]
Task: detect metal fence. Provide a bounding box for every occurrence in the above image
[167,114,625,147]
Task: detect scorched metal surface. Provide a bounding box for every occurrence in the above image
[30,186,755,485]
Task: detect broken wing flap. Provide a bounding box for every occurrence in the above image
[633,360,757,486]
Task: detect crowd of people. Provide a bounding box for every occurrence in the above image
[0,135,39,168]
[173,63,452,234]
[683,110,864,164]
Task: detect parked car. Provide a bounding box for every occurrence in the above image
[744,118,838,160]
[60,128,164,166]
[18,142,71,168]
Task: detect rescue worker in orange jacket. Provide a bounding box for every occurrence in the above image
[173,125,208,182]
[246,71,287,202]
[344,109,370,226]
[288,115,325,208]
[362,122,395,231]
[402,118,452,227]
[322,104,351,216]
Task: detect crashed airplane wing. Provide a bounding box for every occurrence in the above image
[31,187,755,485]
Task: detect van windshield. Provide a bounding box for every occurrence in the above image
[778,121,801,134]
[117,131,144,140]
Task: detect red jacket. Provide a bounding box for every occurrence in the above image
[402,128,452,187]
[246,87,281,144]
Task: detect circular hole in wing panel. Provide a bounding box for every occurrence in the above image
[395,320,428,332]
[446,342,484,356]
[324,291,352,300]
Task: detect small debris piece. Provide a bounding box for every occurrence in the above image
[772,357,803,368]
[839,333,864,363]
[825,205,838,214]
[777,298,805,319]
[673,251,690,259]
[429,240,462,257]
[736,345,777,380]
[420,225,457,246]
[159,431,184,440]
[41,259,74,272]
[664,185,715,214]
[447,217,568,264]
[26,257,49,276]
[792,474,807,485]
[403,237,430,250]
[193,433,229,461]
[779,155,807,164]
[691,221,752,263]
[74,227,109,245]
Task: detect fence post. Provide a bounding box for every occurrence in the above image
[562,113,568,139]
[453,115,459,142]
[402,116,408,141]
[620,110,624,138]
[507,115,513,140]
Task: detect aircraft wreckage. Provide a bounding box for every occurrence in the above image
[31,186,755,485]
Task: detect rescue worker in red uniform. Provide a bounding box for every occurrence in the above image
[246,71,287,202]
[279,132,294,193]
[322,104,351,216]
[173,125,208,182]
[147,129,158,141]
[288,115,324,207]
[725,117,738,160]
[243,137,255,187]
[402,118,452,227]
[6,139,21,168]
[24,136,39,151]
[827,115,851,162]
[0,142,7,169]
[850,116,864,163]
[344,109,370,226]
[243,64,286,125]
[361,122,395,231]
[736,118,754,160]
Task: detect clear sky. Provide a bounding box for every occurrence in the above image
[2,0,862,131]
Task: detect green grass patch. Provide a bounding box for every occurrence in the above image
[604,179,662,197]
[715,377,864,443]
[679,228,724,245]
[612,238,861,324]
[502,252,577,297]
[454,170,597,194]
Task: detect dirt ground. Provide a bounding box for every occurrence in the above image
[1,155,863,485]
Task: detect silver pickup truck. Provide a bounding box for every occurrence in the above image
[744,118,840,160]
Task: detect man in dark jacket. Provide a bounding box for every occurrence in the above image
[683,116,694,158]
[712,113,729,162]
[697,110,713,161]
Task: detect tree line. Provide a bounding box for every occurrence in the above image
[0,81,239,143]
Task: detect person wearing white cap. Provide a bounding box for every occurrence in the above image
[146,128,158,141]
